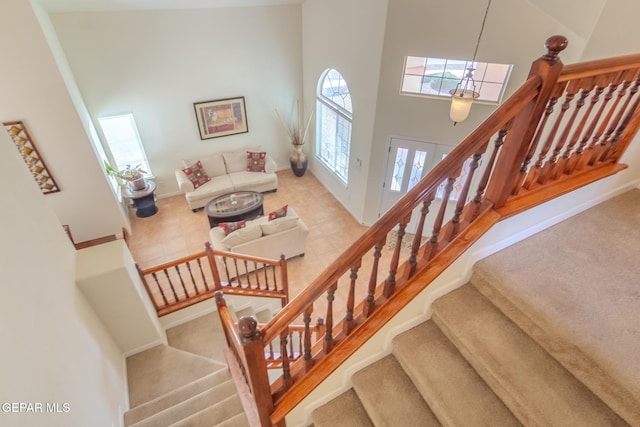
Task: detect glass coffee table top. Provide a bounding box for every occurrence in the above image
[205,191,264,227]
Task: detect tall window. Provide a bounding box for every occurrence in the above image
[401,56,512,104]
[316,68,352,184]
[98,113,152,178]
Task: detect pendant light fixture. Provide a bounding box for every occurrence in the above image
[449,0,492,125]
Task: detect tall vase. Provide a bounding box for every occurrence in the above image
[290,144,308,177]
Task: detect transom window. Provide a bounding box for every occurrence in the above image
[316,68,352,184]
[401,56,512,104]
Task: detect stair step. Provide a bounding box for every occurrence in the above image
[432,284,627,426]
[170,393,244,427]
[214,411,251,427]
[311,388,372,427]
[254,307,273,323]
[166,312,227,362]
[393,321,521,426]
[124,368,231,426]
[351,354,441,426]
[234,306,255,320]
[130,379,239,427]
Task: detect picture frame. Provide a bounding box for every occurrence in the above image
[3,120,60,195]
[193,96,248,140]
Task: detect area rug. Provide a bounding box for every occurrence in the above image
[386,229,417,254]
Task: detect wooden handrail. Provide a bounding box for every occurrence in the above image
[210,36,640,426]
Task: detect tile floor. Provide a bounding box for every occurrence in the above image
[127,169,375,301]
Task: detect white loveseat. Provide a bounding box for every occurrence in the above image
[209,207,308,274]
[175,149,278,211]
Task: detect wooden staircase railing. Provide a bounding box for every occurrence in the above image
[214,35,640,426]
[137,243,289,316]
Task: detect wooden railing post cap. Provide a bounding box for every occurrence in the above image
[543,35,568,62]
[239,316,261,341]
[214,290,226,306]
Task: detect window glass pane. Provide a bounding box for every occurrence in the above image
[401,56,512,104]
[407,150,427,191]
[391,148,408,191]
[98,114,152,176]
[316,68,352,184]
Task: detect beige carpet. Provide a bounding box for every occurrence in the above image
[313,189,640,426]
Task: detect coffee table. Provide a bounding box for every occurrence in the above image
[205,191,264,228]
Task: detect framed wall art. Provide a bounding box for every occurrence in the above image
[3,120,60,194]
[194,96,248,140]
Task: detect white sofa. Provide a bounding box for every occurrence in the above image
[209,207,308,275]
[175,149,278,211]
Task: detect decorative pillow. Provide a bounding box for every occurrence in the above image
[246,151,267,172]
[221,224,262,247]
[223,150,254,173]
[268,204,288,221]
[182,160,210,189]
[261,215,298,235]
[219,220,247,236]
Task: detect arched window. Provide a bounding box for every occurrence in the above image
[316,69,352,183]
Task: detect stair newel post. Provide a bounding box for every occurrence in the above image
[303,305,314,371]
[237,316,274,427]
[345,260,361,335]
[324,283,338,354]
[485,35,568,208]
[364,239,385,317]
[205,242,223,291]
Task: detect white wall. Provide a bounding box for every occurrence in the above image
[50,5,303,196]
[0,122,126,425]
[301,0,388,222]
[582,0,640,59]
[0,0,125,243]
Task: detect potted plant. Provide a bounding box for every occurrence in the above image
[276,99,314,177]
[104,161,147,191]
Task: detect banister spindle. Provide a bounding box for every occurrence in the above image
[450,152,482,239]
[584,80,619,166]
[174,265,190,298]
[406,195,434,278]
[162,269,180,302]
[599,72,640,162]
[345,261,361,335]
[468,130,506,221]
[280,329,293,389]
[572,82,607,171]
[303,305,313,371]
[323,283,337,354]
[564,85,598,174]
[383,221,407,298]
[363,240,384,317]
[423,177,455,261]
[196,258,210,292]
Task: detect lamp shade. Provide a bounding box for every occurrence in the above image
[449,89,479,123]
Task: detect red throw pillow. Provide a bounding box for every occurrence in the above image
[247,151,267,172]
[268,204,288,221]
[182,160,210,189]
[219,220,247,235]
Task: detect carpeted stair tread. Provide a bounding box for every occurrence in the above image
[468,189,640,425]
[124,368,231,426]
[254,307,273,323]
[131,379,239,427]
[126,344,226,408]
[432,284,627,426]
[167,312,227,362]
[169,393,244,427]
[212,411,251,427]
[234,306,256,320]
[351,354,441,426]
[393,321,521,426]
[311,388,373,427]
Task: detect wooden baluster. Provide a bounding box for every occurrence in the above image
[571,79,608,171]
[423,177,454,261]
[345,260,361,335]
[449,152,482,239]
[196,258,210,292]
[593,72,630,163]
[363,240,384,317]
[583,78,620,167]
[406,195,434,278]
[599,71,640,162]
[468,129,506,220]
[537,83,575,184]
[174,265,190,299]
[323,283,337,354]
[237,316,273,427]
[383,221,407,298]
[564,82,599,174]
[280,329,293,389]
[137,264,161,311]
[604,74,640,162]
[150,272,169,307]
[185,261,199,296]
[205,242,224,291]
[279,255,289,305]
[551,80,588,179]
[161,269,179,303]
[296,331,303,359]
